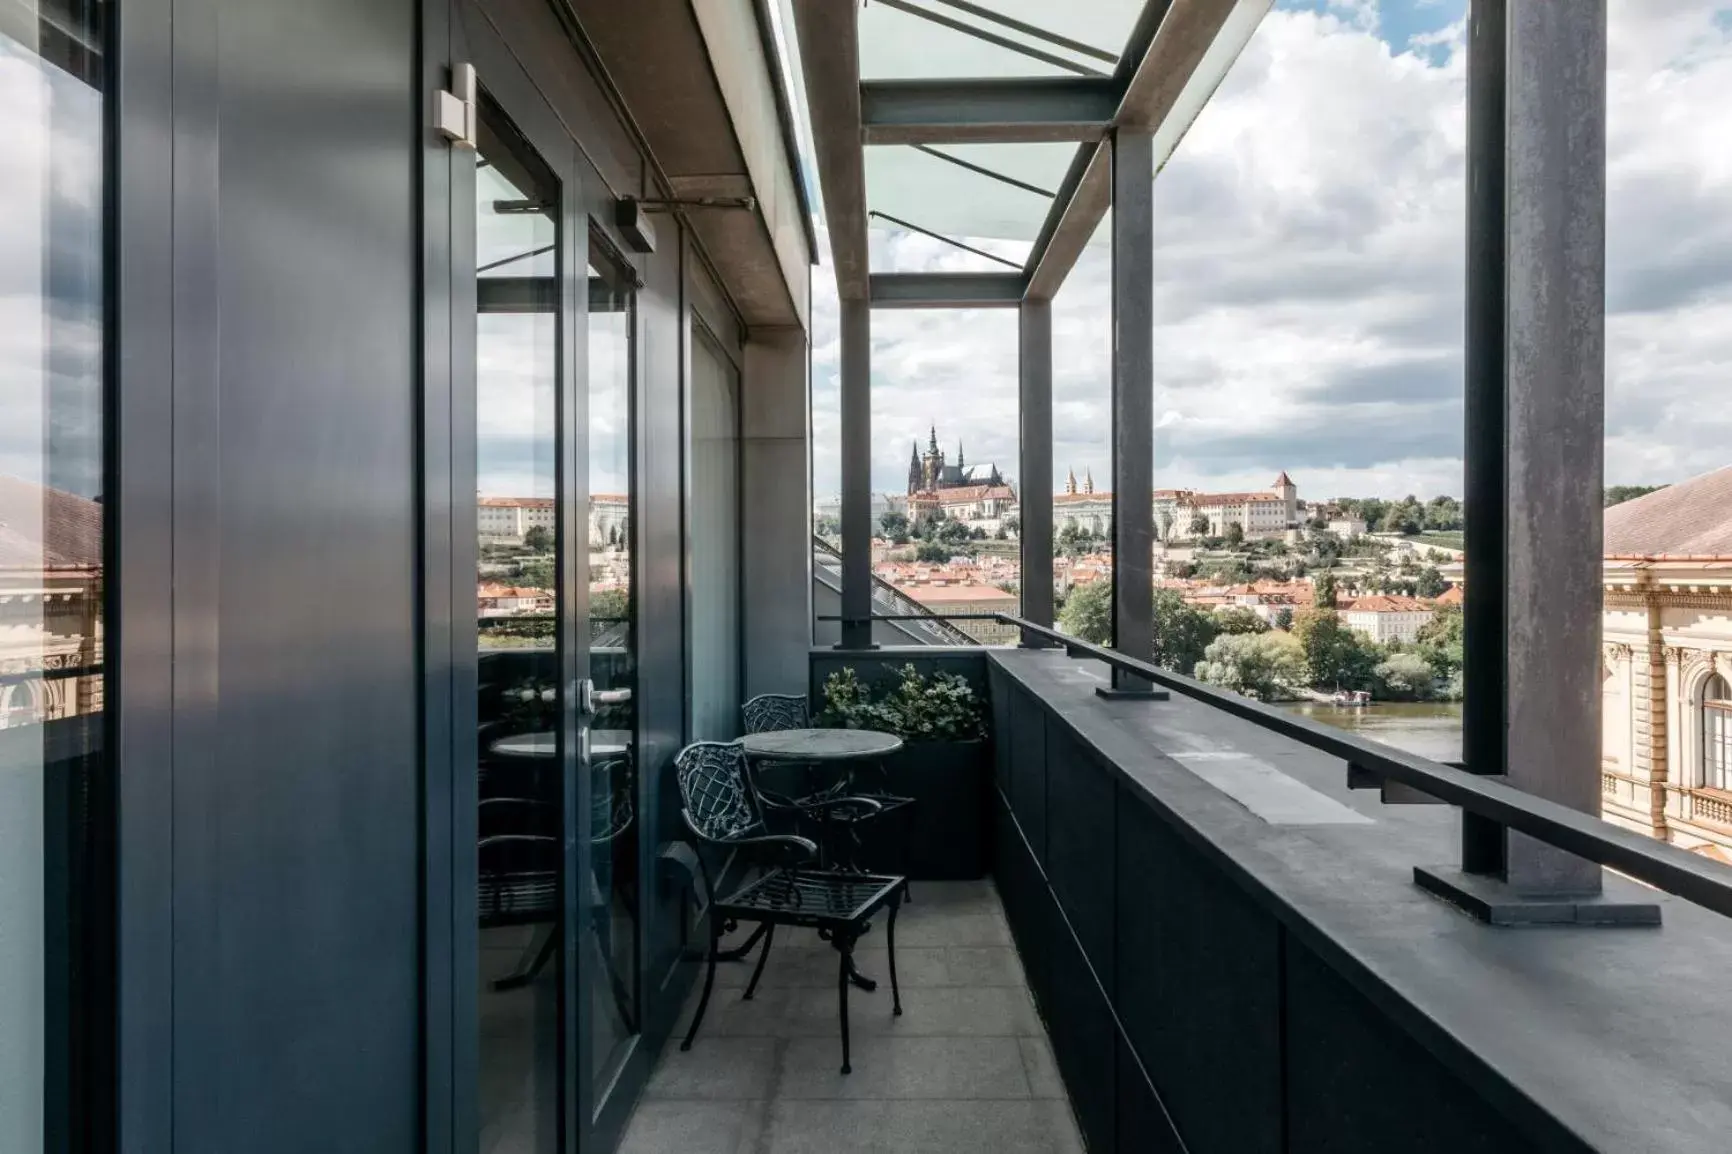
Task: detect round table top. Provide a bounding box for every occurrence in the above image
[739,727,902,761]
[490,730,632,759]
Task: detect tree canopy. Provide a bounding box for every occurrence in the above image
[1213,606,1269,635]
[1057,580,1112,645]
[1194,632,1304,700]
[1151,588,1220,673]
[1604,484,1663,507]
[1290,607,1378,689]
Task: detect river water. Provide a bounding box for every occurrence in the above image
[1281,701,1464,763]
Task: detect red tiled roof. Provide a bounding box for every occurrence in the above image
[935,484,1016,503]
[0,475,103,570]
[478,496,555,508]
[896,582,1017,604]
[1192,492,1281,506]
[1339,595,1432,613]
[477,583,550,598]
[1604,466,1732,558]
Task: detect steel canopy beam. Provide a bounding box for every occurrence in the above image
[1023,0,1262,301]
[868,272,1026,308]
[792,0,870,299]
[1026,142,1109,301]
[860,78,1117,145]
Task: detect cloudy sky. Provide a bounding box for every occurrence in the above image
[1,33,105,503]
[810,0,1732,504]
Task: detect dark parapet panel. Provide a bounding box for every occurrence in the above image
[1115,795,1282,1154]
[1283,944,1553,1154]
[1043,724,1118,996]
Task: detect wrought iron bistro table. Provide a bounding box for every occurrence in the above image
[738,728,906,869]
[739,728,907,993]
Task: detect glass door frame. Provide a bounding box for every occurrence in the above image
[434,4,595,1149]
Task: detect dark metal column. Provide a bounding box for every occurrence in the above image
[1419,0,1650,922]
[1501,0,1607,895]
[838,297,874,649]
[1459,0,1509,877]
[1103,129,1157,697]
[1019,299,1055,643]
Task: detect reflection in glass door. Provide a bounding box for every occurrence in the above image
[587,248,638,1091]
[472,101,562,1154]
[2,6,110,1151]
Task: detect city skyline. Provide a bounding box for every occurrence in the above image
[810,0,1732,503]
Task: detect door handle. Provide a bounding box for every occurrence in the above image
[578,680,632,717]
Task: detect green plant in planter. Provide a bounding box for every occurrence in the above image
[818,665,985,742]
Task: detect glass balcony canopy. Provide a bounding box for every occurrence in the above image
[858,0,1146,80]
[847,0,1274,284]
[859,0,1145,274]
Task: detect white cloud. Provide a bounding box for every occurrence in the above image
[812,2,1732,505]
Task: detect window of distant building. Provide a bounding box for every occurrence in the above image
[1704,673,1732,792]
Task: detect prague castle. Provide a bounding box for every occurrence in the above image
[906,425,1005,495]
[905,426,1017,528]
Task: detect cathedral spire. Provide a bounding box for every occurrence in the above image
[928,425,939,454]
[1084,468,1094,495]
[1065,467,1077,495]
[957,440,965,470]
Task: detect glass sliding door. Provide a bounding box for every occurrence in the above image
[690,328,741,740]
[1,3,110,1152]
[472,98,564,1154]
[585,245,638,1093]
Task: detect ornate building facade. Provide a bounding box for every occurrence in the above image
[1600,467,1732,855]
[1051,469,1301,540]
[1054,467,1111,535]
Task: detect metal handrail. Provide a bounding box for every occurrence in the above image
[995,614,1732,920]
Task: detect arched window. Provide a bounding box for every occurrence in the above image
[1704,673,1732,792]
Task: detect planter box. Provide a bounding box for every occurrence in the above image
[860,739,991,880]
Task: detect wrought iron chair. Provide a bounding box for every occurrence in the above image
[742,692,810,735]
[675,740,905,1074]
[739,693,915,875]
[477,805,559,992]
[482,751,638,994]
[741,692,839,816]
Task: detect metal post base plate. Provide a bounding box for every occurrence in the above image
[1094,685,1169,701]
[1414,866,1661,926]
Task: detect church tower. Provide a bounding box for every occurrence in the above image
[907,442,923,496]
[1084,468,1095,495]
[1271,470,1297,528]
[1065,467,1077,495]
[921,425,945,492]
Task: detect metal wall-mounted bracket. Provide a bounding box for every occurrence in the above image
[627,195,758,212]
[435,62,477,149]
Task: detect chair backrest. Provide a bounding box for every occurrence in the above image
[674,740,764,844]
[742,693,809,735]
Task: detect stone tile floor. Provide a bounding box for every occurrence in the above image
[619,879,1083,1154]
